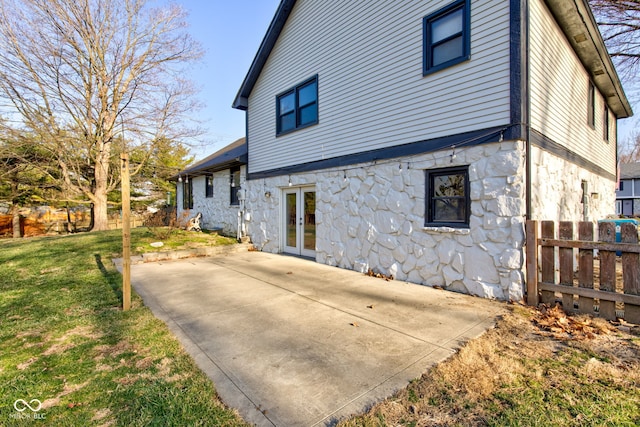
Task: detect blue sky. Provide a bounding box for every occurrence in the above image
[177,0,281,160]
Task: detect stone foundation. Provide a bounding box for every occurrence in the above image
[244,141,527,301]
[177,166,246,236]
[530,147,616,222]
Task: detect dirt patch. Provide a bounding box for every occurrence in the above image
[59,325,103,341]
[43,342,76,356]
[15,330,42,339]
[155,357,172,377]
[17,357,38,370]
[40,381,90,410]
[91,408,112,422]
[165,373,190,383]
[114,374,140,386]
[43,325,104,356]
[94,340,134,360]
[135,356,154,370]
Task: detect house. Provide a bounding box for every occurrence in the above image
[229,0,632,301]
[175,138,247,237]
[616,163,640,217]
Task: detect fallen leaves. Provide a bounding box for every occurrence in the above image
[531,304,614,340]
[365,269,394,281]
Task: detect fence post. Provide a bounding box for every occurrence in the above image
[621,222,640,323]
[578,221,594,314]
[526,220,539,306]
[540,221,555,305]
[559,222,574,311]
[598,221,617,320]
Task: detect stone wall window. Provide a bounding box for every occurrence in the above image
[230,167,241,206]
[205,174,214,198]
[425,166,470,227]
[182,178,193,210]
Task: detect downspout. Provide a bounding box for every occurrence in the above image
[524,0,532,220]
[237,198,243,241]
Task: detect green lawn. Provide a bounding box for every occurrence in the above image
[3,229,639,426]
[0,229,247,426]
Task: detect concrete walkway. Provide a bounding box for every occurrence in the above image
[123,251,506,426]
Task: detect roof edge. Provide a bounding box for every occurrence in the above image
[232,0,297,110]
[545,0,633,118]
[169,138,247,181]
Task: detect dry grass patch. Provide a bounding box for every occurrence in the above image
[91,407,112,422]
[340,304,640,427]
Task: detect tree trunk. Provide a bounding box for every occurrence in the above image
[92,190,109,231]
[91,137,112,232]
[10,205,21,238]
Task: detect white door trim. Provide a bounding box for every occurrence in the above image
[282,186,316,257]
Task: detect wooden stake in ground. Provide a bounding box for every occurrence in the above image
[121,152,131,311]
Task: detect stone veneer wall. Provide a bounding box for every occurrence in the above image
[530,147,616,222]
[176,166,246,236]
[244,141,527,301]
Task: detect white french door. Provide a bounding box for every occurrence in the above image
[283,187,316,257]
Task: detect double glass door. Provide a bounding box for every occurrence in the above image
[283,187,316,257]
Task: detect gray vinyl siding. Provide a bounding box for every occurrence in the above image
[529,0,616,173]
[247,0,511,174]
[617,179,634,198]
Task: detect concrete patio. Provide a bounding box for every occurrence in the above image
[121,251,506,426]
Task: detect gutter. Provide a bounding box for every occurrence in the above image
[525,0,532,220]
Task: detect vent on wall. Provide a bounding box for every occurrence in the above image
[573,33,587,43]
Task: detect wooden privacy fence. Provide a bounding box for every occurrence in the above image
[526,220,640,324]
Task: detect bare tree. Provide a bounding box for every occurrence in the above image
[0,0,203,230]
[590,1,640,160]
[590,0,640,84]
[618,131,640,163]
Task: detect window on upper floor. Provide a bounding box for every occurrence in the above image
[276,76,318,135]
[425,166,470,228]
[603,105,610,141]
[423,0,470,76]
[205,174,214,198]
[588,82,595,128]
[182,178,193,210]
[230,166,241,206]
